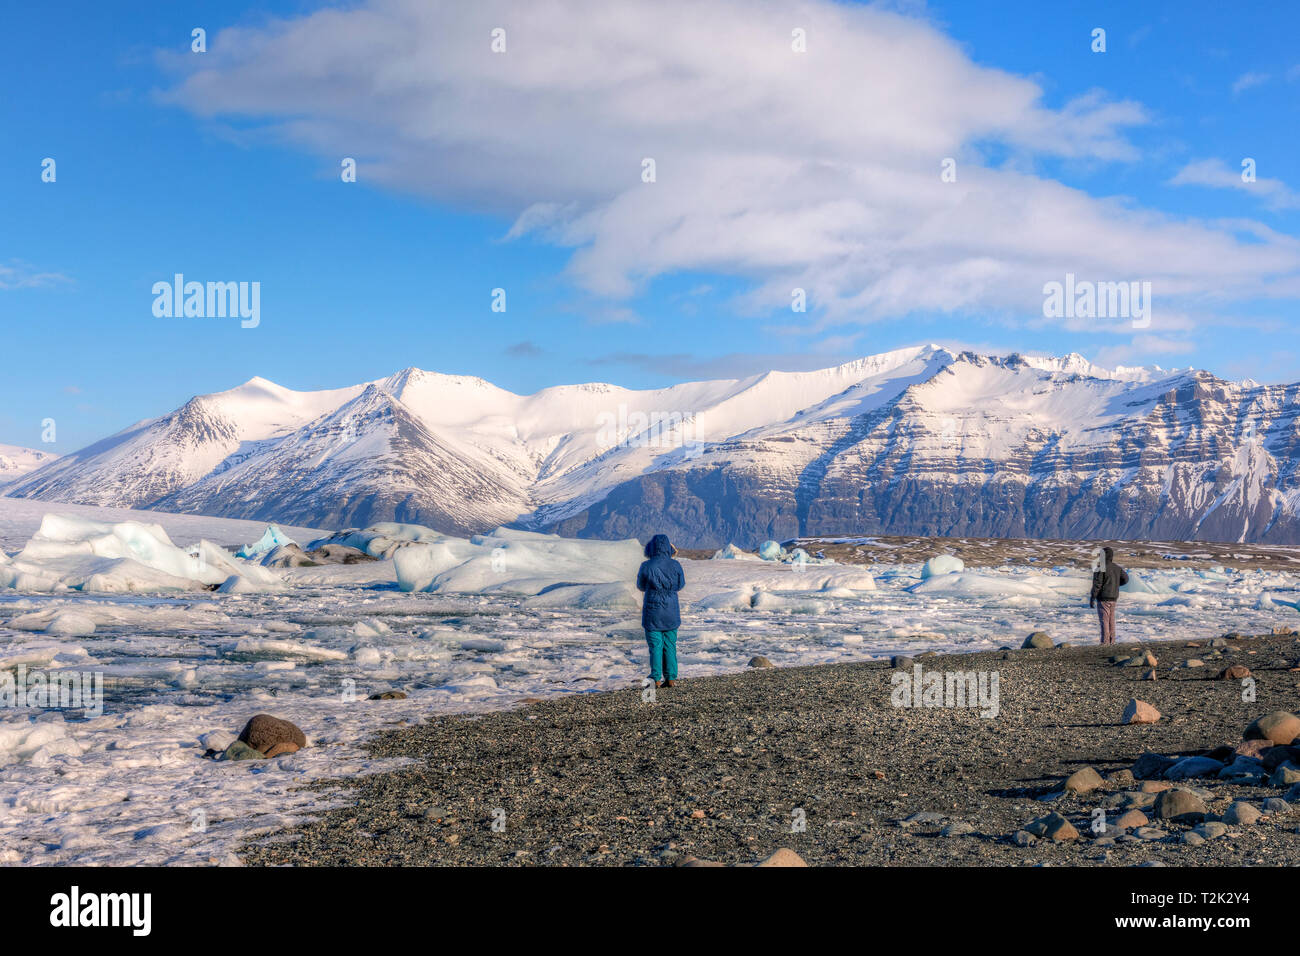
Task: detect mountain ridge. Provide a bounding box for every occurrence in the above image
[6,346,1297,546]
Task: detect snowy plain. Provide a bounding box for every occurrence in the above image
[1,496,1298,866]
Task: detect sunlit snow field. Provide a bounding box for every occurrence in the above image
[1,496,1298,866]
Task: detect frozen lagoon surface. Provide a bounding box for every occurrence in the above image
[1,499,1299,865]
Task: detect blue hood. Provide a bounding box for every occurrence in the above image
[645,534,673,558]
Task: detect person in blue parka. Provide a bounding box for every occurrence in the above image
[636,534,686,687]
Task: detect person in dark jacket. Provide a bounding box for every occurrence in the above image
[637,534,686,687]
[1089,546,1129,645]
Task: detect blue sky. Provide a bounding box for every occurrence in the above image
[2,0,1298,452]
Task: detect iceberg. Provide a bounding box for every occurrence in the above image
[308,522,447,559]
[521,582,640,610]
[394,527,643,596]
[754,540,835,566]
[908,570,1067,600]
[0,514,282,594]
[1120,571,1174,595]
[236,524,295,559]
[711,543,758,560]
[921,554,965,579]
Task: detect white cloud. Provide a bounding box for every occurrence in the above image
[1231,71,1270,95]
[163,0,1300,326]
[0,261,71,290]
[1094,334,1197,370]
[1169,158,1300,211]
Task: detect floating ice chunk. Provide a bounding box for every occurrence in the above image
[693,587,759,610]
[227,638,348,661]
[0,720,85,767]
[811,569,876,591]
[352,619,392,639]
[310,522,447,559]
[352,646,383,667]
[44,610,96,636]
[908,571,1061,599]
[1262,593,1300,612]
[393,540,474,592]
[1120,571,1173,595]
[395,527,642,595]
[371,522,445,544]
[712,543,758,560]
[9,783,128,814]
[439,675,500,696]
[819,586,857,598]
[460,638,507,652]
[758,540,783,561]
[921,555,965,579]
[236,524,295,559]
[0,513,283,593]
[522,582,640,610]
[252,661,294,675]
[216,574,266,594]
[0,564,64,591]
[751,591,824,612]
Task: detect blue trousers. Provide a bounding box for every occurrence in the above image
[645,629,678,681]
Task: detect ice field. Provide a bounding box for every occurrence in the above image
[1,497,1299,865]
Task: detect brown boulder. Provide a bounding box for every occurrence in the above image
[755,848,808,867]
[1217,665,1251,680]
[1244,711,1300,746]
[1064,767,1104,794]
[237,714,308,755]
[1153,788,1208,822]
[1025,812,1078,842]
[1123,699,1161,725]
[1115,809,1149,829]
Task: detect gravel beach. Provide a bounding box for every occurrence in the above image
[243,630,1300,867]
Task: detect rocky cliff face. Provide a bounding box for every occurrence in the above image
[7,348,1299,546]
[535,357,1300,546]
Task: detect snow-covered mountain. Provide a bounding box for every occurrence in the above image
[7,345,1300,545]
[0,443,58,487]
